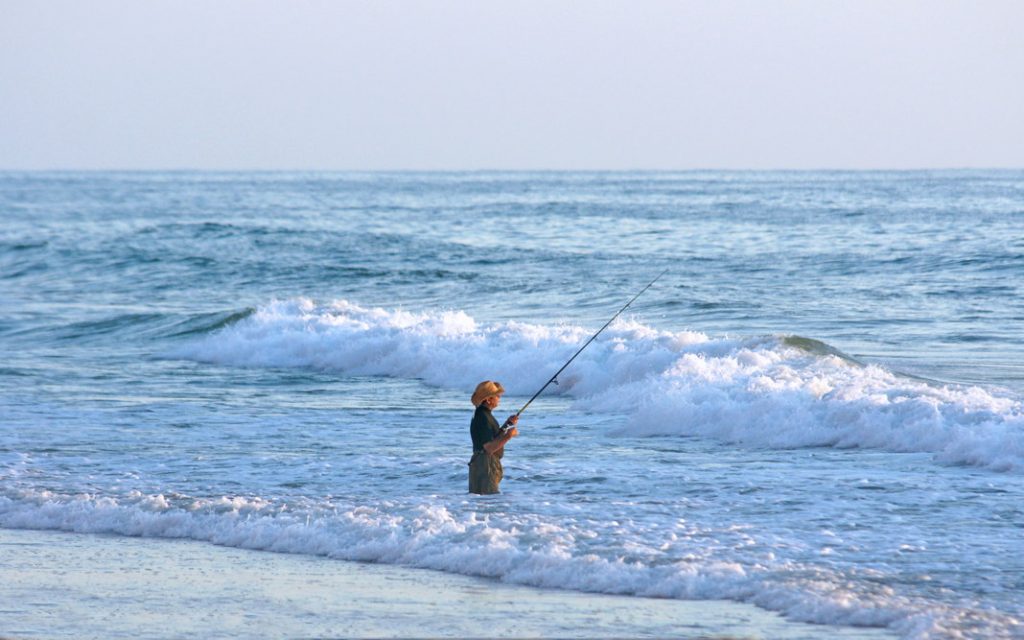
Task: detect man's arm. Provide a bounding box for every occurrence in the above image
[483,423,518,455]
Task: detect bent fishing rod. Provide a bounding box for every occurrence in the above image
[501,269,668,430]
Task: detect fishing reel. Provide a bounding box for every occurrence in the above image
[499,416,518,434]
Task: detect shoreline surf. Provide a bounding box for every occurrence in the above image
[0,527,896,640]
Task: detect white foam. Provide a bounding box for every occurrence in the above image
[172,299,1024,472]
[0,489,962,638]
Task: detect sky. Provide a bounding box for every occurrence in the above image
[1,0,1022,170]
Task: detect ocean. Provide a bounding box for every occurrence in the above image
[1,171,1022,638]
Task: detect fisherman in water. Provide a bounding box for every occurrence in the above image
[469,380,519,494]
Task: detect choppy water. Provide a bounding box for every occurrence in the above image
[2,171,1023,638]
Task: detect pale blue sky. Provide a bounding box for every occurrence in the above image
[2,0,1022,170]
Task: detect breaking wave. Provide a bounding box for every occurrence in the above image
[0,488,962,638]
[171,298,1024,472]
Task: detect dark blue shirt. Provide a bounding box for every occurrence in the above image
[470,404,503,458]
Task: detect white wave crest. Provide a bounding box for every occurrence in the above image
[172,299,1024,472]
[0,489,956,638]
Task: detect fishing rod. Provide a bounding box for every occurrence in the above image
[501,269,669,430]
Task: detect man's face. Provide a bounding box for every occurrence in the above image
[484,395,501,410]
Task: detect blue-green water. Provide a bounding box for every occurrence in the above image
[2,171,1023,638]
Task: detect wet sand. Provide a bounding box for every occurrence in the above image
[0,528,894,639]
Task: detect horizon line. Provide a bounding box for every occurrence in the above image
[2,166,1022,173]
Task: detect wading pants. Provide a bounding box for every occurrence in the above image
[468,451,503,495]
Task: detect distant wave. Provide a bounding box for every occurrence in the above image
[6,308,259,345]
[171,298,1024,473]
[56,313,168,341]
[165,308,256,338]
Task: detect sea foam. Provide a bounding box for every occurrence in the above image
[0,488,949,638]
[172,299,1024,472]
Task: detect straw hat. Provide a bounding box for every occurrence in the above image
[471,380,505,406]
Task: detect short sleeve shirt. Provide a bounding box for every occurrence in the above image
[470,404,503,457]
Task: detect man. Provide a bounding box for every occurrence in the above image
[468,380,519,495]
